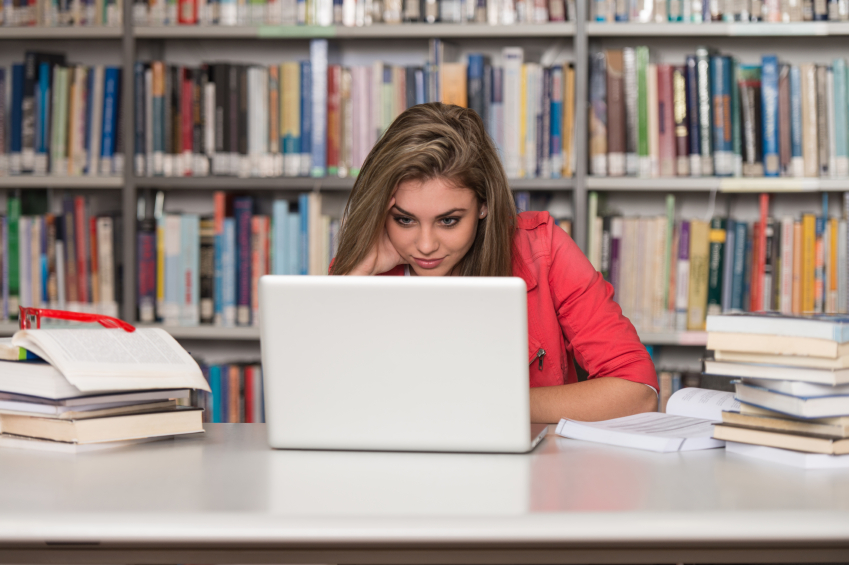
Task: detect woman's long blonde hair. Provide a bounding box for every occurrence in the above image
[331,103,516,276]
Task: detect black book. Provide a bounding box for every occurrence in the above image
[192,67,204,171]
[213,62,229,175]
[237,65,248,163]
[199,216,215,324]
[405,66,417,109]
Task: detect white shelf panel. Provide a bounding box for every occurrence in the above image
[586,176,849,192]
[0,26,123,39]
[136,324,261,340]
[135,22,575,39]
[0,176,123,189]
[134,176,573,191]
[587,21,849,37]
[638,331,707,346]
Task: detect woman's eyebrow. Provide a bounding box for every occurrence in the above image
[391,204,467,218]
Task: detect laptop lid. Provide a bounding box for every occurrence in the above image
[259,275,533,453]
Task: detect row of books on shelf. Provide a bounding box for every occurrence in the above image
[587,192,849,334]
[1,0,123,26]
[0,53,123,178]
[0,193,123,321]
[131,0,575,26]
[137,191,338,327]
[589,46,849,179]
[592,0,849,22]
[134,43,576,180]
[194,363,264,423]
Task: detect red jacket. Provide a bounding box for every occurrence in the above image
[381,211,658,390]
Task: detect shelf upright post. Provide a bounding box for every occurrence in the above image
[572,0,588,253]
[122,0,137,322]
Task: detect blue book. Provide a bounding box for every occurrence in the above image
[685,56,701,174]
[789,65,804,176]
[833,59,849,175]
[222,217,236,327]
[721,218,736,313]
[711,55,733,176]
[761,56,780,177]
[299,61,312,177]
[287,212,300,275]
[35,62,50,164]
[40,216,48,305]
[468,54,487,123]
[164,215,182,325]
[730,221,747,312]
[101,67,120,168]
[298,194,309,275]
[310,40,327,178]
[233,197,252,326]
[550,66,563,180]
[214,223,224,325]
[209,365,222,423]
[414,67,425,105]
[181,214,200,326]
[10,64,25,171]
[272,200,289,275]
[133,62,146,176]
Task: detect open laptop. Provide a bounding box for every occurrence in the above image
[259,276,547,453]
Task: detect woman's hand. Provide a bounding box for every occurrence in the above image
[349,197,406,276]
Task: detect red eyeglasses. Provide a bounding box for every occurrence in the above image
[18,307,136,333]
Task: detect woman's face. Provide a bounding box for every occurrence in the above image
[387,177,487,276]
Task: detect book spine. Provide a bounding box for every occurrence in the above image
[685,55,701,176]
[199,217,214,325]
[326,64,340,177]
[721,218,735,313]
[647,63,659,177]
[778,63,792,177]
[738,64,762,177]
[181,68,193,176]
[815,215,825,313]
[137,220,156,323]
[762,218,775,311]
[839,218,848,314]
[793,219,802,314]
[163,214,181,325]
[606,50,625,177]
[73,196,88,306]
[310,39,328,178]
[222,217,236,326]
[589,52,607,176]
[801,63,819,178]
[623,47,638,175]
[675,219,690,330]
[696,47,714,176]
[89,217,100,308]
[299,193,309,275]
[10,64,24,176]
[234,197,252,326]
[672,65,689,176]
[687,219,709,330]
[503,47,523,179]
[636,46,650,177]
[829,217,839,313]
[834,59,849,177]
[550,65,563,178]
[816,65,829,177]
[88,65,104,177]
[730,57,742,177]
[180,214,199,326]
[802,213,815,313]
[299,60,312,177]
[706,217,726,316]
[789,65,805,177]
[657,64,676,177]
[763,56,783,175]
[780,216,794,314]
[711,55,733,176]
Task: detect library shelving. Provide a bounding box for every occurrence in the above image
[586,21,849,37]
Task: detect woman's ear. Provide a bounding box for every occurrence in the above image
[479,203,488,219]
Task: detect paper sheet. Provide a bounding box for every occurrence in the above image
[561,412,717,439]
[666,387,741,422]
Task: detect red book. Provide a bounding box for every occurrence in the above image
[657,64,676,177]
[178,0,197,24]
[327,65,341,176]
[181,69,193,176]
[74,196,88,305]
[244,366,254,423]
[89,216,99,305]
[755,193,769,312]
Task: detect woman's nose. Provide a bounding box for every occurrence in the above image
[416,227,439,255]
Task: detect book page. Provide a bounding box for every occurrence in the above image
[665,387,740,422]
[560,412,717,439]
[12,329,210,393]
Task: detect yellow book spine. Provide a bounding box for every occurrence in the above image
[792,221,802,315]
[802,214,815,313]
[687,219,710,331]
[519,64,527,178]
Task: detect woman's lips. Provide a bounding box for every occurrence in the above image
[413,257,445,269]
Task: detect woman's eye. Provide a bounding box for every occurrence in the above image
[440,217,459,227]
[394,216,414,226]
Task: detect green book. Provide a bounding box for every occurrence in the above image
[636,46,650,177]
[707,217,727,316]
[7,196,19,318]
[50,66,69,175]
[730,57,742,177]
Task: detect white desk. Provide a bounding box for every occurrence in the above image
[1,423,848,564]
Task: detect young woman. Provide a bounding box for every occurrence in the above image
[331,103,657,424]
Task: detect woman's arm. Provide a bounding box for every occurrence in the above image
[530,378,657,424]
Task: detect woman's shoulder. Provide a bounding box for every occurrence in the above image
[512,211,570,259]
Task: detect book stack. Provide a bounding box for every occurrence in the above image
[134,41,576,180]
[592,0,841,22]
[589,46,849,179]
[0,327,208,452]
[2,0,122,26]
[705,313,849,468]
[133,0,575,26]
[588,191,849,333]
[0,193,122,322]
[0,52,123,178]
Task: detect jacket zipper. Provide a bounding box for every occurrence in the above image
[535,348,545,371]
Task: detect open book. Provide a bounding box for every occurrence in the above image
[8,328,210,394]
[555,388,740,453]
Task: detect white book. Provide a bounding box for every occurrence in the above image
[556,388,738,453]
[780,217,794,314]
[523,63,540,179]
[705,359,849,386]
[735,382,849,418]
[741,377,849,398]
[502,47,523,179]
[675,223,690,331]
[96,217,117,317]
[726,440,849,469]
[827,68,837,178]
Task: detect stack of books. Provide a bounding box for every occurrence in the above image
[0,326,209,452]
[704,313,849,468]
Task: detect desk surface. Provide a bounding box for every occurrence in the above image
[1,424,848,563]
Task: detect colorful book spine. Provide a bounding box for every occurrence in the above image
[710,55,733,176]
[675,219,690,330]
[789,65,804,177]
[636,46,650,177]
[696,47,714,176]
[685,55,701,176]
[761,55,780,177]
[234,196,252,326]
[706,217,726,316]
